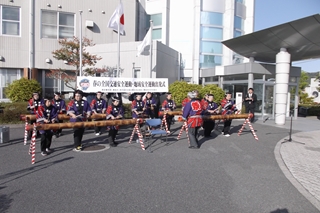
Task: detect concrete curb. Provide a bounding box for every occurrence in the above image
[274,137,320,211]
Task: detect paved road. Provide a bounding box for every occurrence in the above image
[0,118,319,213]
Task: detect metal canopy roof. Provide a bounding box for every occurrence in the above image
[222,14,320,63]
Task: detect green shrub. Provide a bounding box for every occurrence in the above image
[199,84,225,104]
[0,102,28,124]
[5,78,41,102]
[169,81,225,105]
[298,104,320,116]
[169,81,202,104]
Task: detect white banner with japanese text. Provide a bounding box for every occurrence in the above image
[77,77,168,93]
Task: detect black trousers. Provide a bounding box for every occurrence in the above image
[57,120,63,134]
[223,120,232,134]
[203,121,215,137]
[245,105,255,122]
[166,115,174,131]
[73,127,85,147]
[188,127,200,147]
[40,131,53,152]
[108,129,118,145]
[94,125,102,133]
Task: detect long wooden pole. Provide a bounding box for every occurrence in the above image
[25,114,253,131]
[21,114,107,121]
[25,119,143,131]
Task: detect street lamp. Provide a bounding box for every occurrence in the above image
[79,10,83,77]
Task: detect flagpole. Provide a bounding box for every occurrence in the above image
[117,1,121,78]
[79,10,83,77]
[149,20,153,78]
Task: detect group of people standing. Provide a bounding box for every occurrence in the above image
[26,87,257,154]
[182,88,257,149]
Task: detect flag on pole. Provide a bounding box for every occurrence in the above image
[136,28,151,57]
[107,1,125,35]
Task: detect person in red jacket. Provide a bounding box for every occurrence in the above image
[220,92,238,137]
[182,92,203,149]
[161,92,176,131]
[35,98,58,156]
[90,91,107,136]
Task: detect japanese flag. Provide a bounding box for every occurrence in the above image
[107,1,125,35]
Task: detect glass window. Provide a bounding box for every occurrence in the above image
[41,11,74,39]
[200,55,222,68]
[201,41,222,54]
[151,14,162,26]
[201,12,223,26]
[236,0,244,3]
[0,69,21,99]
[152,28,162,40]
[2,6,20,36]
[201,27,223,40]
[234,16,243,30]
[234,30,242,38]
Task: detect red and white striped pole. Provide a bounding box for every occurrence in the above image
[247,120,259,141]
[162,114,170,133]
[128,123,137,144]
[177,122,187,140]
[135,125,145,150]
[31,123,36,164]
[237,118,248,135]
[24,118,28,145]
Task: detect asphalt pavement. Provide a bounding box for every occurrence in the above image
[0,116,320,213]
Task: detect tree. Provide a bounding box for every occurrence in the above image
[5,78,41,102]
[169,81,225,105]
[46,36,102,90]
[297,71,314,104]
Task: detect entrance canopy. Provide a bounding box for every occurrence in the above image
[222,14,320,63]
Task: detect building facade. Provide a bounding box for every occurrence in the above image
[0,0,141,100]
[143,0,255,84]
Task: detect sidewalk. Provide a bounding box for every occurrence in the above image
[259,116,320,210]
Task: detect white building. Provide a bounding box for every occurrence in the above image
[143,0,255,84]
[0,0,179,101]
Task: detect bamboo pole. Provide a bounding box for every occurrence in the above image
[25,114,253,131]
[21,113,107,121]
[25,119,143,131]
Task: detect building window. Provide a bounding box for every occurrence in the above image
[200,55,222,68]
[234,16,243,30]
[236,0,245,3]
[201,41,222,54]
[234,30,242,37]
[0,69,22,99]
[41,10,75,39]
[233,54,244,64]
[1,6,20,36]
[150,13,162,40]
[201,27,223,40]
[201,12,223,26]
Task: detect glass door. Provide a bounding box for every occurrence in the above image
[264,84,274,116]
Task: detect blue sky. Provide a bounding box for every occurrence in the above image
[254,0,320,72]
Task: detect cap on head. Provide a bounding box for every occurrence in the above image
[54,92,61,96]
[208,94,214,97]
[74,90,83,96]
[33,92,39,96]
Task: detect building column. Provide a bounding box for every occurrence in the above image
[275,48,291,125]
[248,57,254,88]
[248,73,253,88]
